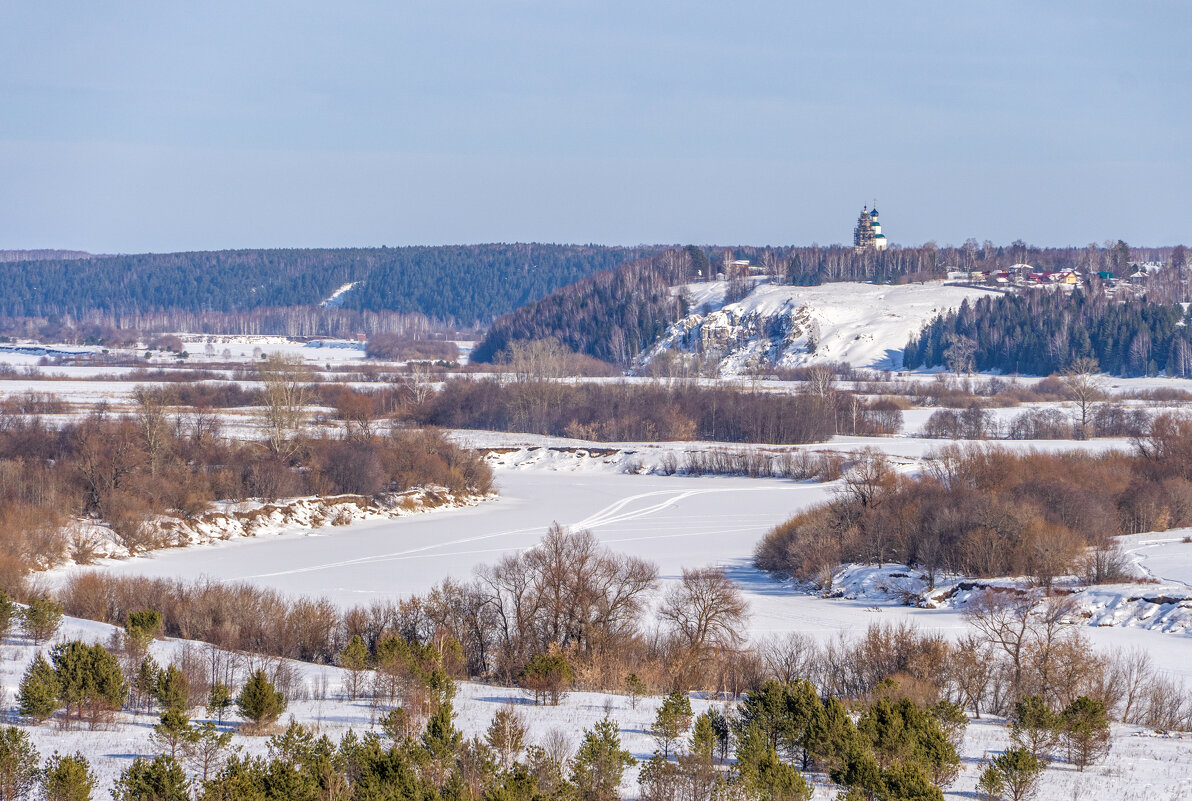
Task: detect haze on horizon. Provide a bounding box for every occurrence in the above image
[0,1,1188,254]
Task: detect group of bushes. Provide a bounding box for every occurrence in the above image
[50,527,749,706]
[757,414,1192,587]
[922,402,1151,441]
[0,396,491,587]
[97,702,640,801]
[56,526,752,698]
[658,447,846,482]
[639,677,970,801]
[365,333,460,362]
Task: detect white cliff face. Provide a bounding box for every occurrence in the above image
[639,280,990,376]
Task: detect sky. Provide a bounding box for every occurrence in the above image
[0,1,1188,253]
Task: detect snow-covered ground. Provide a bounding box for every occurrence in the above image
[642,280,991,375]
[174,335,368,364]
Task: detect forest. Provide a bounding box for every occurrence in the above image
[0,244,655,330]
[903,288,1192,376]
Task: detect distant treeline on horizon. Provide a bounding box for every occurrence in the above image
[0,240,1184,345]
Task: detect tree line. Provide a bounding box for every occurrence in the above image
[413,378,901,443]
[904,288,1192,376]
[473,242,1188,368]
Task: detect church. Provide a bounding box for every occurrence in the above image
[853,205,888,252]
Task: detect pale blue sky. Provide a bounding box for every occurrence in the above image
[1,1,1188,252]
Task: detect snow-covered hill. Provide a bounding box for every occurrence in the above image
[640,281,991,376]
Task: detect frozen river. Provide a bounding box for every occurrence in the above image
[88,470,831,606]
[73,468,1192,678]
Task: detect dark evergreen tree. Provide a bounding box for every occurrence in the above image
[41,752,95,801]
[111,755,190,801]
[0,726,39,801]
[236,670,286,731]
[17,654,59,722]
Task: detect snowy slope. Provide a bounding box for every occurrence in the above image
[3,613,1190,800]
[641,281,990,375]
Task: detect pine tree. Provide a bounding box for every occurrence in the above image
[1060,696,1110,770]
[570,718,634,801]
[111,756,190,801]
[41,752,95,801]
[705,707,731,762]
[521,651,572,706]
[0,726,40,801]
[337,634,369,701]
[690,712,717,760]
[652,690,693,759]
[123,610,162,659]
[878,760,944,801]
[236,670,286,732]
[155,664,189,712]
[21,597,62,644]
[1010,696,1058,760]
[733,724,812,801]
[68,643,129,728]
[979,747,1043,801]
[485,706,527,771]
[184,721,233,783]
[422,700,463,763]
[17,654,59,722]
[133,657,163,715]
[206,682,232,724]
[150,708,198,759]
[0,591,13,640]
[625,673,645,710]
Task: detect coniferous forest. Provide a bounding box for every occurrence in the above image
[471,248,703,365]
[0,244,657,327]
[904,289,1192,376]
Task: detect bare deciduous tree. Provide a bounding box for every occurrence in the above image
[1062,357,1104,439]
[659,566,748,657]
[257,353,310,458]
[134,386,175,476]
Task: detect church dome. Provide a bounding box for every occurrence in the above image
[870,208,879,217]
